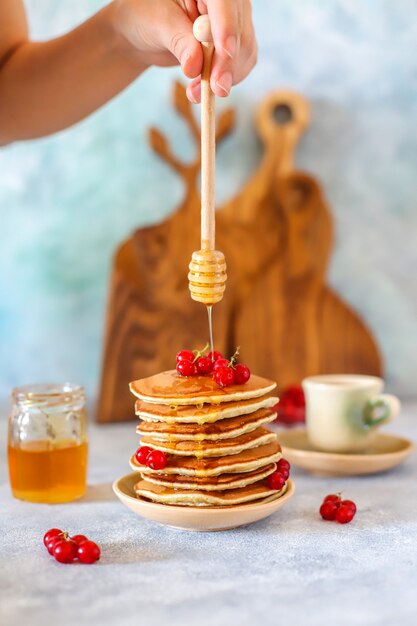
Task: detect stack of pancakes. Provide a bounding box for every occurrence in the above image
[129,370,286,507]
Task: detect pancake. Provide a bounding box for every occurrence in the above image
[145,463,277,491]
[140,427,277,457]
[129,370,276,406]
[130,440,281,477]
[136,396,279,425]
[134,477,287,506]
[137,408,276,440]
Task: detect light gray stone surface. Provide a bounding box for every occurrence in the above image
[1,403,416,626]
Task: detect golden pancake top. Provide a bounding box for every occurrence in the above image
[130,370,277,406]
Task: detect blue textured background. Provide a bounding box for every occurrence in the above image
[1,0,416,399]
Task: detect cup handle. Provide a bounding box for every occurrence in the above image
[363,394,401,428]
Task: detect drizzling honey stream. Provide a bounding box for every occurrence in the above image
[188,15,227,353]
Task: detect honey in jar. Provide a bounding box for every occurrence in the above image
[8,383,88,504]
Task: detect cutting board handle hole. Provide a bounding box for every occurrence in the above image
[272,104,293,125]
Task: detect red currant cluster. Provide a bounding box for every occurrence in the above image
[275,385,306,425]
[176,346,251,388]
[136,446,167,470]
[267,458,291,490]
[43,528,101,564]
[319,494,357,524]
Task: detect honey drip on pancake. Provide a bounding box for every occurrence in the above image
[207,304,214,356]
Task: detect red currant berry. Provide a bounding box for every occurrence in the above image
[335,505,355,524]
[71,534,88,546]
[53,539,78,564]
[146,450,167,470]
[77,540,101,564]
[267,471,286,491]
[319,501,338,521]
[196,356,213,375]
[135,446,152,466]
[275,385,306,425]
[277,466,290,480]
[277,458,291,473]
[176,349,194,363]
[234,364,251,385]
[340,500,357,514]
[208,351,223,362]
[46,536,63,555]
[214,365,235,387]
[176,359,196,377]
[213,358,229,373]
[323,494,341,505]
[43,528,63,548]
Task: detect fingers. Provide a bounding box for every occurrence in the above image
[188,0,257,101]
[161,2,203,78]
[186,76,201,103]
[204,0,240,97]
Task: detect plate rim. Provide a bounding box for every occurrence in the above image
[277,429,415,461]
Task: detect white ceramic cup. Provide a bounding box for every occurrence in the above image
[302,374,401,453]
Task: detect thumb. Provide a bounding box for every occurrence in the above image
[162,8,203,78]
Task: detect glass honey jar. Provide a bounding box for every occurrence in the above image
[8,383,88,503]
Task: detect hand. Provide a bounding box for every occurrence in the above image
[112,0,257,101]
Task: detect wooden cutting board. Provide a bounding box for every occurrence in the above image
[96,84,382,423]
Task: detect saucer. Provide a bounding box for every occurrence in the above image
[113,473,295,532]
[278,429,414,476]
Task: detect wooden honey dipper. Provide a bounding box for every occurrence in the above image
[188,14,227,306]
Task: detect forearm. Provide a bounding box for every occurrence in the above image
[0,5,145,144]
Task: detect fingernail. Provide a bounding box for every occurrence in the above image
[223,35,237,59]
[216,72,232,96]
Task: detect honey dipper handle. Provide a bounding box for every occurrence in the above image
[193,15,215,251]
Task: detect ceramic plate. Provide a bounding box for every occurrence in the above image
[278,429,414,476]
[113,473,295,532]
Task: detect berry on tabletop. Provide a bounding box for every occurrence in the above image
[71,534,88,546]
[319,493,357,524]
[340,499,357,514]
[319,501,339,521]
[53,539,78,564]
[43,529,101,564]
[323,493,341,505]
[77,540,101,564]
[335,505,356,524]
[43,528,63,548]
[208,351,223,362]
[46,536,63,555]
